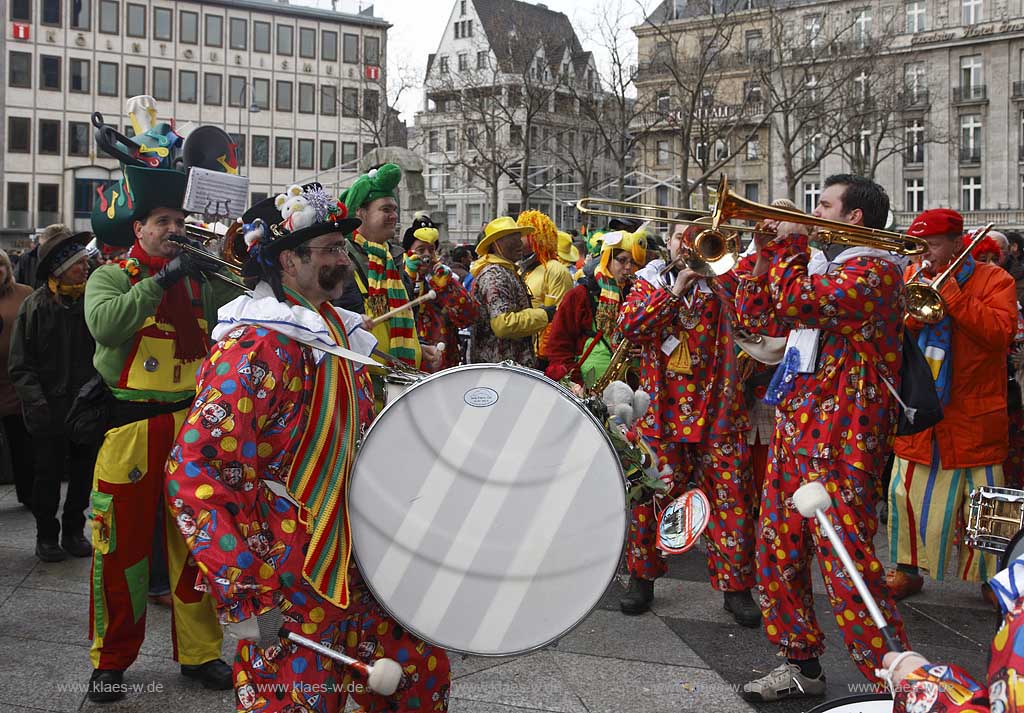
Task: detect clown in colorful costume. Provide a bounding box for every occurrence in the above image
[732,175,909,698]
[86,163,238,700]
[884,556,1024,713]
[167,187,450,713]
[888,209,1017,593]
[337,164,426,370]
[617,222,761,628]
[545,229,646,385]
[402,213,479,372]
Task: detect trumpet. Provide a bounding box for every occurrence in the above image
[905,223,994,324]
[167,234,250,293]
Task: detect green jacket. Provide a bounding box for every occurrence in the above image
[84,263,238,401]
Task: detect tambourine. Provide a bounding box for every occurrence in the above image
[655,488,711,555]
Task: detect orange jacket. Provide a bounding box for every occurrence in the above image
[894,261,1017,468]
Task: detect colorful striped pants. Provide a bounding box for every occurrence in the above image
[888,441,1003,582]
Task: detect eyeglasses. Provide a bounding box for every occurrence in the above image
[613,254,638,267]
[303,244,348,256]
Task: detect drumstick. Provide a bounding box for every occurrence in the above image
[366,290,436,328]
[284,631,403,695]
[793,482,905,654]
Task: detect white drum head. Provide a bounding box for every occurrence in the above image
[349,364,627,656]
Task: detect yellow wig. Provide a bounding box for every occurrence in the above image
[516,210,559,264]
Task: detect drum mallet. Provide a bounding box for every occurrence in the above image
[284,631,403,695]
[793,481,905,654]
[366,290,436,329]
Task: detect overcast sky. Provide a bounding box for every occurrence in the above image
[294,0,651,124]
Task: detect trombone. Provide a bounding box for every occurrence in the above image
[577,175,928,276]
[905,223,994,324]
[168,230,250,294]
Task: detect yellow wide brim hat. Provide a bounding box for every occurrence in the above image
[476,216,534,257]
[557,231,579,263]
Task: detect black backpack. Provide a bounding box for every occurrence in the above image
[894,331,943,436]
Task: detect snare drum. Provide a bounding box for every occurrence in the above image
[806,694,893,713]
[348,363,627,656]
[966,485,1024,553]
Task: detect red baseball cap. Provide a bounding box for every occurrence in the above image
[907,208,963,237]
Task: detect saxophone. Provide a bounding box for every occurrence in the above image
[591,338,633,395]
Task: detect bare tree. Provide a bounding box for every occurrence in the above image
[359,61,417,149]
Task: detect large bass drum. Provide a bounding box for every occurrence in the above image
[348,363,627,656]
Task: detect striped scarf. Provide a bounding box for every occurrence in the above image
[595,273,621,343]
[282,287,360,608]
[352,232,419,367]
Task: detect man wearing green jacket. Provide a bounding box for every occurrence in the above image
[85,164,236,703]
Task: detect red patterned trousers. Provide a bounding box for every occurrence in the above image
[627,434,759,592]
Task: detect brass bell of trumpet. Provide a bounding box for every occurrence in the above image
[905,223,994,324]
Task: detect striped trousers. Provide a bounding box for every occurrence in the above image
[888,441,1004,582]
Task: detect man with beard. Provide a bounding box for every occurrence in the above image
[166,185,450,712]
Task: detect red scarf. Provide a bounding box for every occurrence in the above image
[127,240,209,361]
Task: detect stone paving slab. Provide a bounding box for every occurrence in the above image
[453,651,588,713]
[553,609,707,669]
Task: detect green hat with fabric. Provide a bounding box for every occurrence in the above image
[338,163,402,215]
[90,165,187,248]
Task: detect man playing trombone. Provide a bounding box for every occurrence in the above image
[733,174,910,700]
[616,220,762,627]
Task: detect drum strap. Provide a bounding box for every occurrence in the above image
[262,478,301,509]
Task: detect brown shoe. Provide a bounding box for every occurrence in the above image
[885,568,924,600]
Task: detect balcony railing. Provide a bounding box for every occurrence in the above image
[959,147,982,163]
[898,89,930,109]
[953,85,988,103]
[1014,81,1024,99]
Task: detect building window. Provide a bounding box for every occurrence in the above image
[41,0,61,25]
[363,89,379,120]
[321,85,337,115]
[253,78,270,109]
[39,119,60,155]
[38,183,60,225]
[205,15,223,47]
[444,128,456,152]
[98,0,117,33]
[438,56,449,75]
[458,53,468,71]
[73,178,105,218]
[179,70,197,103]
[68,121,90,156]
[856,129,872,163]
[11,0,31,21]
[228,75,246,107]
[656,90,670,113]
[152,67,171,101]
[320,140,336,170]
[960,55,983,99]
[339,142,356,165]
[70,0,90,29]
[477,51,488,69]
[427,130,439,153]
[905,119,925,163]
[365,36,380,66]
[854,8,872,47]
[277,25,293,56]
[7,183,30,228]
[341,87,358,117]
[299,27,316,58]
[229,133,245,168]
[69,58,89,93]
[8,117,30,153]
[229,18,247,50]
[204,73,222,105]
[746,138,760,160]
[98,61,117,95]
[656,140,669,165]
[180,11,198,44]
[906,178,925,212]
[962,0,982,24]
[39,55,61,90]
[9,52,31,88]
[962,175,982,210]
[298,83,314,113]
[254,21,271,53]
[251,135,269,167]
[126,3,144,37]
[275,137,292,168]
[125,64,144,96]
[803,182,821,213]
[904,62,926,102]
[153,6,171,40]
[960,114,982,161]
[906,0,926,32]
[276,80,292,112]
[297,138,314,170]
[714,139,729,161]
[744,183,760,202]
[343,34,358,63]
[315,30,336,63]
[803,14,822,48]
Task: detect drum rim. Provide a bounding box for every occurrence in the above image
[349,362,629,657]
[1001,528,1024,570]
[804,693,894,712]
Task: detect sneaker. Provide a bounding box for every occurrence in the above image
[61,533,92,558]
[885,568,924,600]
[619,576,655,616]
[740,662,826,703]
[35,540,67,563]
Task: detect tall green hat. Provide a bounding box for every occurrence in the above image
[338,163,402,215]
[90,165,187,247]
